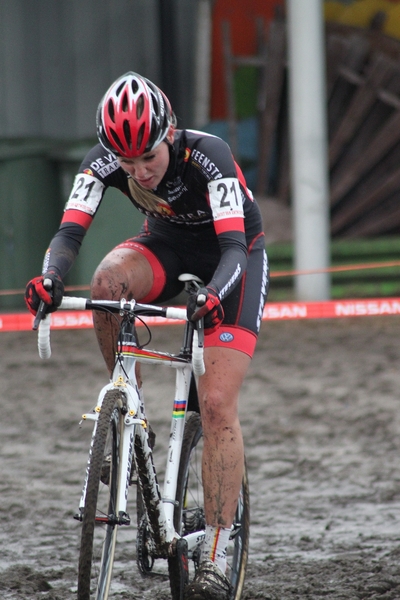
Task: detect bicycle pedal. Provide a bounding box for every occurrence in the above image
[229,522,242,540]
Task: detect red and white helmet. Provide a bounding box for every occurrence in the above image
[96,72,174,157]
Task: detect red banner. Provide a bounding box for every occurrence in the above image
[2,297,400,332]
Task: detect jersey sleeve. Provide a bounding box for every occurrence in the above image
[205,176,248,298]
[42,222,86,278]
[41,144,115,278]
[61,142,120,227]
[207,230,248,300]
[193,135,249,299]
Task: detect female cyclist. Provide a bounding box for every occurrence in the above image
[25,72,269,600]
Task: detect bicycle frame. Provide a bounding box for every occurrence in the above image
[45,297,206,558]
[79,344,197,554]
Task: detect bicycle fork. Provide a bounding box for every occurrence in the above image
[76,379,144,525]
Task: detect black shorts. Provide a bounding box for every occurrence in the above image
[116,219,269,357]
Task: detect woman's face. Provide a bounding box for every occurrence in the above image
[117,139,170,190]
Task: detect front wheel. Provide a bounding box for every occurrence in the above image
[77,389,124,600]
[168,413,250,600]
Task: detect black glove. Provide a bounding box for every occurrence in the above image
[187,286,224,335]
[25,270,64,315]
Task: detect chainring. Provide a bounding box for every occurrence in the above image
[136,515,155,575]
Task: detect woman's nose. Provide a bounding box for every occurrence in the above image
[134,163,147,178]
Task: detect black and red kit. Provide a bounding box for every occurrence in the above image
[43,129,269,356]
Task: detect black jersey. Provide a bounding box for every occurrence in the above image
[44,129,264,300]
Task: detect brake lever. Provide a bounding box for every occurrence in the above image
[196,316,204,347]
[32,301,48,331]
[32,278,53,331]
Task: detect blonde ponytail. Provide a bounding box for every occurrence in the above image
[127,178,172,215]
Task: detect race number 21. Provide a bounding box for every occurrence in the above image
[65,173,104,215]
[208,178,244,221]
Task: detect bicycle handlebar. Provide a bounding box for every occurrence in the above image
[60,297,188,318]
[192,330,205,376]
[37,315,52,359]
[36,296,205,376]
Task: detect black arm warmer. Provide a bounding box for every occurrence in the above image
[208,231,248,300]
[44,222,86,278]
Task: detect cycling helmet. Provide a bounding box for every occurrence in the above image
[96,72,174,157]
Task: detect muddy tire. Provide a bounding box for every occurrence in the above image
[77,390,123,600]
[168,412,250,600]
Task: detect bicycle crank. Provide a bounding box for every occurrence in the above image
[137,515,155,574]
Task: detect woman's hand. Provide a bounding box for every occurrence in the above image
[187,286,224,335]
[25,271,64,315]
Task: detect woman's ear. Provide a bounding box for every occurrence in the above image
[166,126,175,144]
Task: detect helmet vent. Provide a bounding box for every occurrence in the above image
[123,120,132,149]
[107,100,115,123]
[122,91,129,113]
[151,92,160,117]
[148,120,157,147]
[116,82,125,96]
[131,79,139,94]
[137,123,145,151]
[110,129,124,152]
[136,95,144,119]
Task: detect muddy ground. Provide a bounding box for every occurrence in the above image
[1,315,400,599]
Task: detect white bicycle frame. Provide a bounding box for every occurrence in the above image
[38,296,206,557]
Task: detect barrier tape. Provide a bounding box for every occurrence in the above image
[2,297,400,332]
[2,260,400,332]
[2,258,400,298]
[272,260,400,277]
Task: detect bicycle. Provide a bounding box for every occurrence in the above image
[35,274,249,600]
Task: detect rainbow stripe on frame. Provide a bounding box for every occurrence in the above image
[173,400,186,419]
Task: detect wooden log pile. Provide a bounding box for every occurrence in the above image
[223,12,400,238]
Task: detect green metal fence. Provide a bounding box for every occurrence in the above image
[267,237,400,302]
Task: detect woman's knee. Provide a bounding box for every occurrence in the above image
[199,385,239,429]
[91,249,153,300]
[91,259,128,300]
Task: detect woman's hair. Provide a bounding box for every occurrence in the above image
[127,177,170,213]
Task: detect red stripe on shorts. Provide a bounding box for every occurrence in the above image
[205,325,257,358]
[114,240,166,302]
